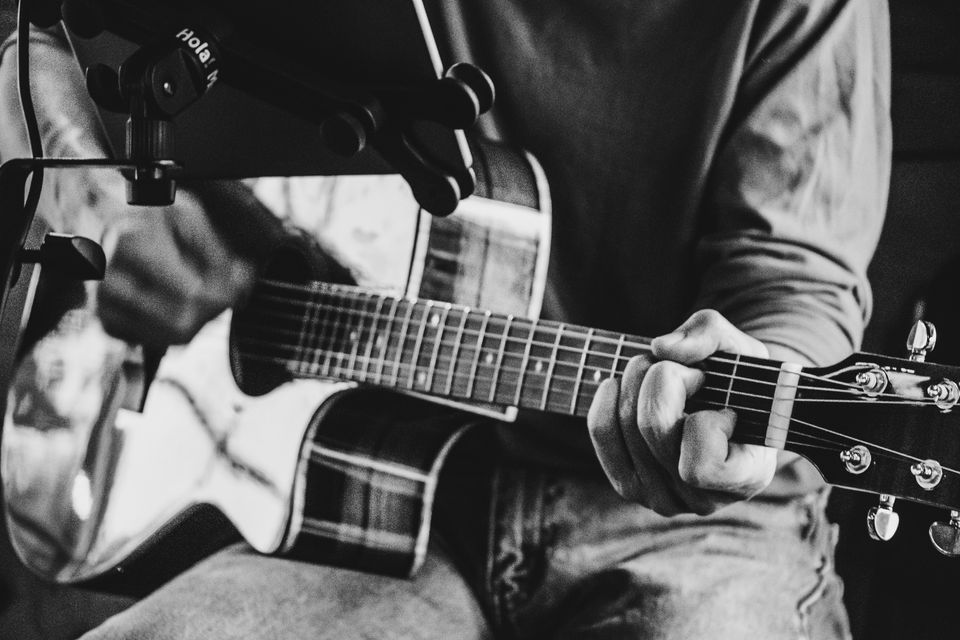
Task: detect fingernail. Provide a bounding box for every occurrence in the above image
[653,331,683,349]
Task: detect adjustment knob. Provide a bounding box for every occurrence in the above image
[867,494,900,541]
[125,118,176,205]
[445,63,495,114]
[85,64,125,113]
[929,511,960,556]
[321,111,368,157]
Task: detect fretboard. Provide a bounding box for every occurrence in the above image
[232,281,787,440]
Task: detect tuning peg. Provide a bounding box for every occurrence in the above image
[867,494,900,541]
[907,320,937,362]
[929,511,960,556]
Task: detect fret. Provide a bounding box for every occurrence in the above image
[303,284,328,377]
[488,315,513,403]
[391,300,417,386]
[540,323,564,411]
[333,295,358,378]
[466,310,491,399]
[611,334,625,379]
[575,329,625,415]
[292,285,315,376]
[725,354,741,408]
[617,337,649,365]
[444,306,470,396]
[375,297,400,384]
[359,295,387,383]
[319,290,343,378]
[570,328,595,415]
[514,318,537,406]
[517,321,557,410]
[347,293,370,380]
[424,304,450,393]
[407,301,433,390]
[696,353,780,437]
[339,291,362,378]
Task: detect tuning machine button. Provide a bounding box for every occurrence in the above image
[855,368,888,397]
[840,445,871,474]
[907,320,937,362]
[867,494,900,541]
[929,511,960,556]
[927,379,960,412]
[910,459,944,490]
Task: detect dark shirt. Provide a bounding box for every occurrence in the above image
[426,0,892,494]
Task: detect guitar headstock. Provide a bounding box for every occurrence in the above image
[792,321,960,555]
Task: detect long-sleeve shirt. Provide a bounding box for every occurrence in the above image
[422,0,891,495]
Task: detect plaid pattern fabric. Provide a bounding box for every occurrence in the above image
[285,389,475,578]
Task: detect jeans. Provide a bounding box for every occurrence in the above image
[78,439,849,640]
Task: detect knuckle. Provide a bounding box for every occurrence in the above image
[677,456,707,487]
[168,309,202,343]
[623,354,652,380]
[610,474,642,503]
[691,308,724,331]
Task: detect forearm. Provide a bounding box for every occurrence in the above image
[0,27,108,161]
[696,0,891,367]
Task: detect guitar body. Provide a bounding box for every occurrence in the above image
[10,137,960,590]
[1,140,551,589]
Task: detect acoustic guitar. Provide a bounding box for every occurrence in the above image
[4,141,960,596]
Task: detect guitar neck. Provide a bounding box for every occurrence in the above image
[233,281,789,444]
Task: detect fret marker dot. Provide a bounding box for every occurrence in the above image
[430,313,441,327]
[417,372,427,387]
[534,360,544,373]
[593,370,602,382]
[375,336,384,348]
[350,331,359,342]
[484,352,494,365]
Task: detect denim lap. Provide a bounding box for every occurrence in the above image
[78,468,848,639]
[486,468,850,640]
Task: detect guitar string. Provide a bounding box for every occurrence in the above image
[236,297,868,397]
[702,399,960,476]
[246,283,912,395]
[234,328,940,411]
[233,317,941,407]
[699,399,957,473]
[239,282,960,489]
[235,346,956,477]
[234,341,939,452]
[236,330,935,410]
[234,334,888,409]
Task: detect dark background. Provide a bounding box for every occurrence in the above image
[2,0,960,638]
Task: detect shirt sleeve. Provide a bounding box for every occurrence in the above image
[695,0,892,366]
